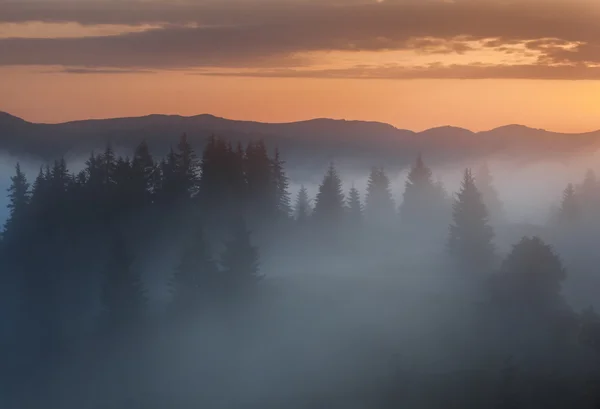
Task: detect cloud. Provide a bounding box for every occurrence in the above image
[195,63,600,81]
[0,0,600,78]
[56,67,156,74]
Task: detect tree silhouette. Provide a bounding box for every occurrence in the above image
[365,167,395,225]
[313,163,345,225]
[476,162,504,225]
[493,236,566,314]
[400,154,434,222]
[175,133,200,198]
[346,184,363,224]
[399,154,449,236]
[294,185,312,223]
[559,183,579,225]
[272,147,292,220]
[448,168,494,272]
[3,163,30,237]
[131,140,158,204]
[245,140,277,223]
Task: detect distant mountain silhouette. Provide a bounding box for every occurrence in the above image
[0,112,598,171]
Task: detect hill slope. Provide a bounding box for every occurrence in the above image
[0,112,598,170]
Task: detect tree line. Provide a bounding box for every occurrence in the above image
[1,133,600,408]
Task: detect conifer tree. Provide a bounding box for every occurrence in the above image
[493,236,566,313]
[365,167,395,225]
[220,216,261,290]
[294,185,311,223]
[101,143,117,188]
[131,140,158,203]
[346,185,363,223]
[313,163,345,225]
[246,140,276,222]
[158,147,180,202]
[171,223,218,313]
[272,148,292,219]
[476,162,504,224]
[199,136,247,221]
[448,169,494,272]
[400,154,440,224]
[101,232,145,332]
[47,158,71,227]
[175,133,200,198]
[113,157,135,209]
[559,183,579,225]
[228,141,247,212]
[4,163,30,236]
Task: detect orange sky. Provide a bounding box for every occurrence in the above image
[2,0,600,132]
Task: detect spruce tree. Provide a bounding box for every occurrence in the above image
[448,169,494,272]
[171,223,219,314]
[365,167,395,225]
[101,143,117,188]
[176,133,200,198]
[4,163,30,236]
[493,236,566,313]
[158,146,180,202]
[294,185,311,223]
[476,162,504,224]
[272,148,292,220]
[113,157,135,210]
[220,216,261,290]
[131,140,158,204]
[346,185,363,223]
[313,163,345,225]
[101,232,145,332]
[559,183,579,225]
[198,135,231,217]
[400,154,440,225]
[246,140,276,223]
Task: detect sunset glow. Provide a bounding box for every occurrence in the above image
[1,0,600,132]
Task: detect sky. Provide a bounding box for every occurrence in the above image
[1,0,600,132]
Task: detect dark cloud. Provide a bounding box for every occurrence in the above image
[1,0,600,78]
[195,63,600,81]
[58,67,155,74]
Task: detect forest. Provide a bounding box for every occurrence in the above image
[1,133,600,409]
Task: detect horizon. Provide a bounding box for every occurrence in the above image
[3,109,598,135]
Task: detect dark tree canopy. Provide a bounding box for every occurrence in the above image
[4,163,30,238]
[365,167,395,226]
[559,183,579,225]
[400,155,449,235]
[493,237,566,312]
[294,185,312,223]
[313,163,345,225]
[272,147,292,220]
[400,154,434,222]
[1,133,598,409]
[475,162,504,225]
[346,185,363,224]
[448,168,495,272]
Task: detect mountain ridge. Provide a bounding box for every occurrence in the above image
[1,111,599,171]
[4,111,598,135]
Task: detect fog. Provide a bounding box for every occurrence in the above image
[1,141,600,408]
